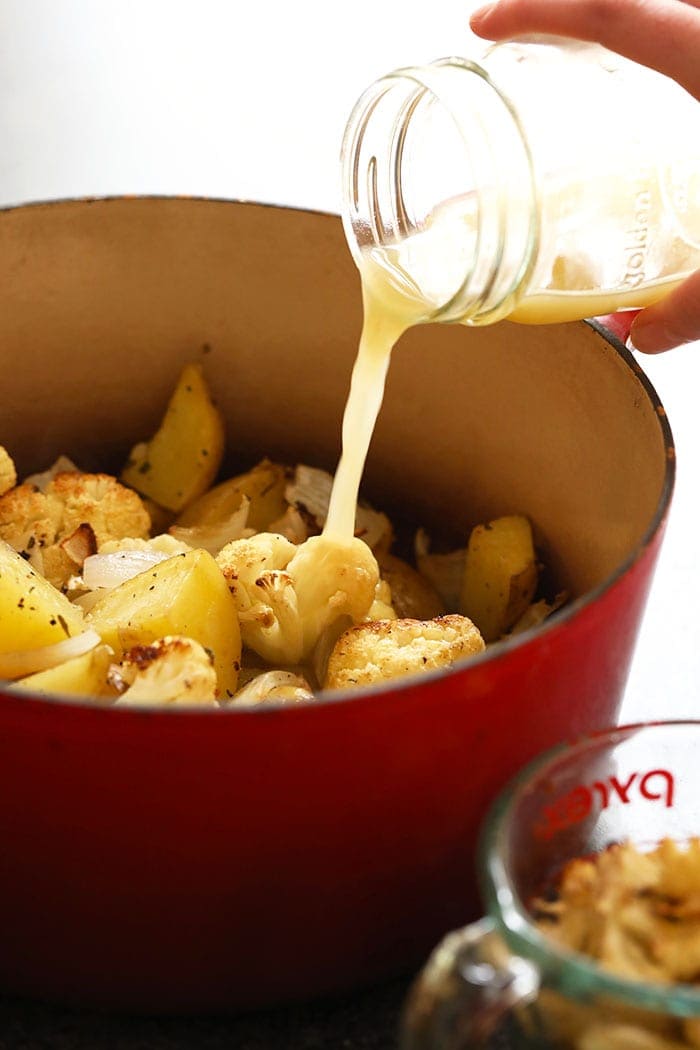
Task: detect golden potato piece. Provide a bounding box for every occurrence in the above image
[121,362,225,513]
[176,458,287,532]
[88,548,241,698]
[460,515,537,643]
[0,540,85,654]
[325,614,484,691]
[16,643,115,699]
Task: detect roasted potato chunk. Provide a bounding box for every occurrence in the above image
[376,551,446,620]
[88,548,241,698]
[460,515,537,643]
[16,643,114,698]
[0,540,85,654]
[121,362,225,513]
[176,458,287,532]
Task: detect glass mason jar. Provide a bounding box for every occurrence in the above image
[400,722,700,1050]
[341,39,700,327]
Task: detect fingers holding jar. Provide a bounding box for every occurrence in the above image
[470,0,700,353]
[469,0,700,102]
[629,270,700,353]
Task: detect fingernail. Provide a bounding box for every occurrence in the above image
[470,2,498,26]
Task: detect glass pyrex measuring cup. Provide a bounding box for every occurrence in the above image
[400,721,700,1049]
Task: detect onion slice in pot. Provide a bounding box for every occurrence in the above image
[0,628,102,680]
[83,550,171,591]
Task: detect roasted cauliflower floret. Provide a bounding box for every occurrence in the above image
[0,471,151,589]
[288,534,379,655]
[325,613,485,691]
[0,447,17,497]
[217,532,301,664]
[217,531,379,665]
[47,472,151,547]
[113,635,218,707]
[0,484,64,554]
[98,534,191,556]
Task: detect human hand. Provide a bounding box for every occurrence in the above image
[469,0,700,353]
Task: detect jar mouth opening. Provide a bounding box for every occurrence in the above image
[341,57,539,325]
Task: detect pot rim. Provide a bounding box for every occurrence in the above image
[0,195,677,717]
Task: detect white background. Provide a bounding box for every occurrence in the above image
[0,0,697,722]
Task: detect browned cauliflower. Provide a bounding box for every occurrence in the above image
[0,447,17,497]
[112,636,218,707]
[48,472,151,545]
[217,532,379,665]
[0,471,151,589]
[324,614,485,691]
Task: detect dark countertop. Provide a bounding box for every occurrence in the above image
[0,982,518,1049]
[0,981,409,1050]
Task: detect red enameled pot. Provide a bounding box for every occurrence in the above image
[0,198,674,1012]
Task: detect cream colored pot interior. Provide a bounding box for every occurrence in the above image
[0,198,670,599]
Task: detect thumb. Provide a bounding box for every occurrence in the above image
[629,270,700,353]
[596,310,640,345]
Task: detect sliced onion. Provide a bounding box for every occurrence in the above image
[286,465,392,550]
[0,628,102,680]
[415,528,466,613]
[72,591,104,613]
[508,592,568,636]
[169,496,253,556]
[285,465,333,525]
[230,670,314,707]
[83,549,171,591]
[266,506,310,545]
[60,523,97,566]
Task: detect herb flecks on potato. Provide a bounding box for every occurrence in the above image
[0,540,86,654]
[88,548,241,699]
[121,362,225,513]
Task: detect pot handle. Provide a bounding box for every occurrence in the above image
[399,917,541,1050]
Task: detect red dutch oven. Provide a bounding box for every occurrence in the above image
[0,198,674,1012]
